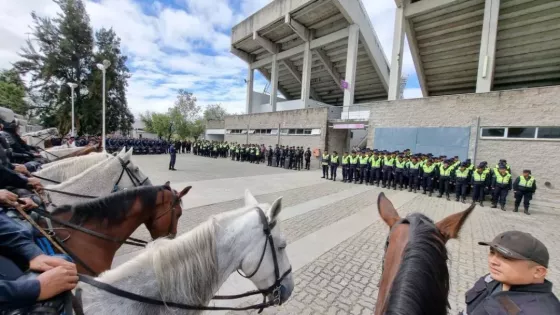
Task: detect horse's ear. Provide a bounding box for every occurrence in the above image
[377,192,401,227]
[125,148,133,158]
[267,197,282,223]
[120,147,126,155]
[436,204,475,243]
[178,186,192,198]
[244,189,258,206]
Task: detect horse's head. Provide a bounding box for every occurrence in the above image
[144,185,191,239]
[115,148,152,188]
[375,192,475,315]
[237,190,294,305]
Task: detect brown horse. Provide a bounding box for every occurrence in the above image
[375,192,475,315]
[36,184,191,275]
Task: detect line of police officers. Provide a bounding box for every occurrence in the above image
[320,149,537,215]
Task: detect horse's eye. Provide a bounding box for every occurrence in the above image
[278,244,287,250]
[135,167,139,172]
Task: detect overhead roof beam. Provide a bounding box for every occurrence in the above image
[282,59,323,102]
[251,27,350,69]
[230,47,254,64]
[404,0,466,18]
[253,31,279,54]
[285,14,310,41]
[404,19,428,97]
[258,68,291,100]
[315,48,343,91]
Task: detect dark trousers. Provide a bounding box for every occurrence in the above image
[360,166,368,183]
[342,165,347,180]
[330,164,338,179]
[276,156,281,167]
[438,178,451,196]
[305,159,310,170]
[492,187,509,207]
[268,157,272,166]
[322,165,329,178]
[423,176,433,192]
[455,182,468,200]
[169,155,176,169]
[514,191,533,209]
[382,167,393,187]
[370,168,381,184]
[394,171,404,188]
[348,166,356,182]
[472,183,485,202]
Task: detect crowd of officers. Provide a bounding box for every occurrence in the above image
[321,149,538,215]
[102,137,193,155]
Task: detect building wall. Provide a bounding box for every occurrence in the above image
[326,129,349,156]
[365,86,560,201]
[224,107,329,169]
[206,120,225,129]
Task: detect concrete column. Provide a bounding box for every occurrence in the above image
[245,67,254,114]
[476,0,500,93]
[388,5,405,100]
[270,54,279,112]
[301,41,312,107]
[343,24,359,107]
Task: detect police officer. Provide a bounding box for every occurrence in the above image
[280,146,286,167]
[513,170,537,215]
[349,151,359,184]
[369,152,382,187]
[330,151,339,181]
[169,143,177,170]
[382,151,395,188]
[393,155,406,190]
[437,159,454,200]
[359,151,369,185]
[304,147,311,170]
[421,158,436,196]
[297,147,304,171]
[321,150,330,179]
[454,162,470,203]
[491,164,512,211]
[341,151,349,182]
[471,164,488,207]
[267,146,273,166]
[461,231,560,315]
[407,155,421,192]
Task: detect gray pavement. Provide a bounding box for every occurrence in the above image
[114,153,560,314]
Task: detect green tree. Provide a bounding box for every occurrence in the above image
[0,69,28,115]
[140,111,173,139]
[174,89,201,122]
[203,103,228,121]
[189,119,205,140]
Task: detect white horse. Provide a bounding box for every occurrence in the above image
[44,148,152,208]
[33,151,116,185]
[79,190,294,315]
[22,127,59,149]
[40,146,86,162]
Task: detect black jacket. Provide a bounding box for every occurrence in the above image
[463,274,560,315]
[513,176,537,193]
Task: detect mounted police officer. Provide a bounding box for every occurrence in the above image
[461,231,560,315]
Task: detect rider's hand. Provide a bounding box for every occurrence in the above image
[27,177,43,191]
[14,164,31,176]
[36,266,78,301]
[18,197,38,210]
[0,189,18,207]
[30,254,75,272]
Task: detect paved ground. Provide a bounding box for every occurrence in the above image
[114,153,560,314]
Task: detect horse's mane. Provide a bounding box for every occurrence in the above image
[385,213,450,315]
[51,185,170,226]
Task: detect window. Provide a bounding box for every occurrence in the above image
[280,128,317,135]
[252,129,273,134]
[481,128,505,138]
[537,127,560,139]
[480,127,560,140]
[228,129,244,134]
[507,127,536,139]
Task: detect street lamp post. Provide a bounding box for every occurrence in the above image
[67,82,78,137]
[96,60,111,152]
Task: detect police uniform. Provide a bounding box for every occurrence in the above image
[330,153,339,181]
[471,165,489,206]
[393,155,406,190]
[341,153,349,182]
[321,151,330,179]
[369,154,382,186]
[491,165,512,211]
[513,171,537,215]
[421,160,436,196]
[304,148,311,170]
[359,152,369,184]
[349,152,359,183]
[437,160,454,200]
[382,153,395,188]
[454,163,470,203]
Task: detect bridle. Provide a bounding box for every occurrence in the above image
[32,187,180,275]
[112,157,150,191]
[380,217,410,285]
[75,207,293,312]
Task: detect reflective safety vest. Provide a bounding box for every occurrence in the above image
[359,156,369,165]
[467,164,474,171]
[495,173,511,185]
[422,164,436,174]
[331,155,339,164]
[384,157,395,166]
[235,148,239,153]
[472,172,487,182]
[371,158,382,168]
[456,169,469,179]
[342,156,350,165]
[256,149,260,156]
[395,159,406,169]
[408,162,420,170]
[322,154,330,165]
[213,146,217,151]
[350,156,359,165]
[439,165,453,177]
[518,176,535,188]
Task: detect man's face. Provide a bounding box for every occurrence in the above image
[488,248,546,285]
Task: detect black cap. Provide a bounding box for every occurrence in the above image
[479,231,549,268]
[523,169,531,174]
[498,164,507,169]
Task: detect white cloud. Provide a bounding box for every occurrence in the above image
[403,88,423,99]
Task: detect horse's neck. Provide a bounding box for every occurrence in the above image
[37,154,107,182]
[83,213,259,315]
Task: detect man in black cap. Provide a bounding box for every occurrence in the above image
[513,170,537,215]
[421,158,436,196]
[461,231,560,315]
[454,162,470,203]
[437,159,454,200]
[267,146,273,166]
[491,164,512,211]
[304,147,311,170]
[472,163,489,207]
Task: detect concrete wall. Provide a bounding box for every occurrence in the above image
[224,107,329,169]
[251,96,330,114]
[206,120,225,129]
[366,86,560,201]
[326,129,349,156]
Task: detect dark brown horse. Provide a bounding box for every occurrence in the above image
[37,184,191,275]
[375,192,475,315]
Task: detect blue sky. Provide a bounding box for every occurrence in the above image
[0,0,422,115]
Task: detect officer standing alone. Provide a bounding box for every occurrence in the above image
[304,147,311,170]
[169,143,177,171]
[513,170,537,215]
